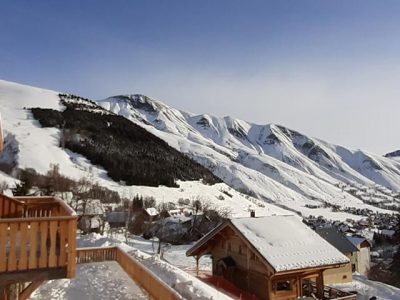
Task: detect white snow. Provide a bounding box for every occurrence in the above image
[230,215,350,272]
[36,231,400,300]
[76,233,233,300]
[332,274,400,300]
[145,207,158,216]
[29,262,149,300]
[0,79,398,222]
[99,94,400,221]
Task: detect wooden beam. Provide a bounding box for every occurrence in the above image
[0,268,67,286]
[19,279,45,300]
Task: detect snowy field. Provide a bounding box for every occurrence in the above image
[30,261,149,300]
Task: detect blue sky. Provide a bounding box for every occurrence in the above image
[0,1,399,153]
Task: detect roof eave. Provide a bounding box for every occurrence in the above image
[185,221,228,257]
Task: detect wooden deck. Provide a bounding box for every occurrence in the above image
[0,194,77,299]
[77,246,182,300]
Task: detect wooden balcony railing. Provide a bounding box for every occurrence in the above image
[0,194,77,279]
[303,280,357,300]
[77,246,183,300]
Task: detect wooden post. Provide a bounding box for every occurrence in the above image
[316,270,324,299]
[195,255,199,276]
[67,218,77,278]
[267,277,273,300]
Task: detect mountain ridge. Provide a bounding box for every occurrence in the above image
[0,79,398,221]
[99,94,400,218]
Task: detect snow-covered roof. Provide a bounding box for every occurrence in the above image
[316,227,359,254]
[231,216,350,272]
[188,215,350,273]
[347,236,370,248]
[107,211,128,223]
[145,207,158,216]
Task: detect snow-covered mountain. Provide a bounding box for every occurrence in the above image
[0,80,399,221]
[99,94,400,218]
[385,150,400,162]
[0,80,287,219]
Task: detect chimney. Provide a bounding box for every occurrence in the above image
[250,210,255,218]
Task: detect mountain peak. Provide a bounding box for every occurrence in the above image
[385,150,400,158]
[101,94,168,114]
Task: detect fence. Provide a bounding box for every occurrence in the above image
[0,194,77,278]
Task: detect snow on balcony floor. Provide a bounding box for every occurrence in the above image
[29,262,150,300]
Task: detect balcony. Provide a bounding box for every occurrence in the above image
[0,194,77,294]
[303,280,357,300]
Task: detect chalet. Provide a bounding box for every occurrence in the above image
[187,215,356,300]
[347,236,371,275]
[106,211,129,228]
[316,227,358,284]
[145,207,159,221]
[77,199,105,234]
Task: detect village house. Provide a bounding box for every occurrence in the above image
[186,215,356,300]
[316,227,359,284]
[347,236,371,275]
[106,211,129,228]
[77,199,105,234]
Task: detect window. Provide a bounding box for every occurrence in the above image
[343,275,347,279]
[250,252,255,260]
[275,280,292,292]
[352,264,356,272]
[227,242,231,251]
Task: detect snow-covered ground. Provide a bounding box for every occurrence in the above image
[76,233,232,300]
[30,262,149,300]
[76,233,400,300]
[29,230,400,300]
[333,274,400,300]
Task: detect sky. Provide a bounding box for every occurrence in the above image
[0,1,399,154]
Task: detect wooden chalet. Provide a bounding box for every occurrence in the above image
[316,227,359,284]
[186,215,357,300]
[0,194,77,299]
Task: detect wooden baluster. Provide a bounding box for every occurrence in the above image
[18,222,28,270]
[8,223,18,271]
[48,221,58,268]
[0,222,7,272]
[58,221,67,267]
[29,222,38,269]
[38,221,48,268]
[4,199,9,217]
[0,195,3,217]
[9,202,15,217]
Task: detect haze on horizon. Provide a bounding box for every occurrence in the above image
[0,1,399,154]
